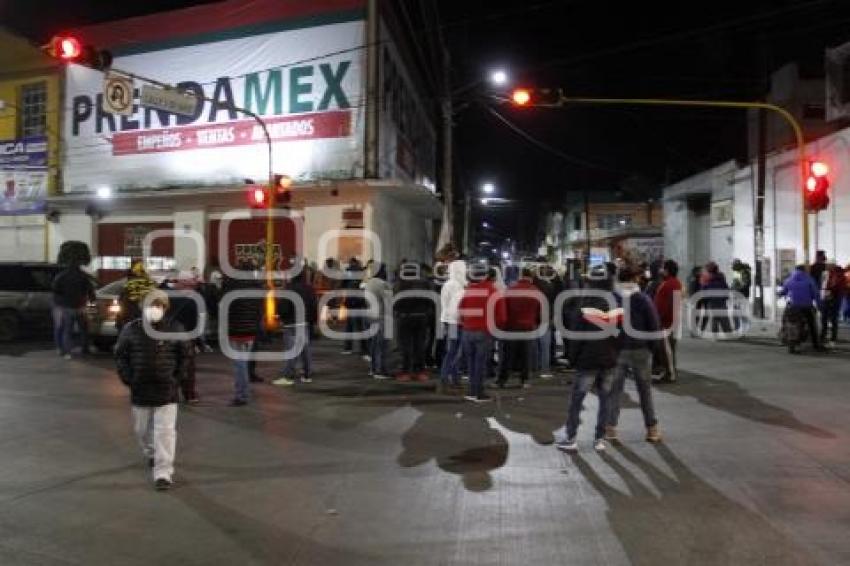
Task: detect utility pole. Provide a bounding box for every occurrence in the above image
[462,191,471,255]
[364,0,379,178]
[754,107,767,318]
[436,47,454,252]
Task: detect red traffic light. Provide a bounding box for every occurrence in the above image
[54,36,82,60]
[804,160,831,212]
[248,185,268,208]
[511,88,532,106]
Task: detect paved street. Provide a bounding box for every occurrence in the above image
[0,336,848,566]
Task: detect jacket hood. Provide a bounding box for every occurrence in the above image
[448,260,466,285]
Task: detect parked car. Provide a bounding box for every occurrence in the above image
[87,277,217,350]
[0,262,63,341]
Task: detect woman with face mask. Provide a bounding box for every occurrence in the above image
[115,289,194,491]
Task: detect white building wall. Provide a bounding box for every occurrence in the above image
[303,203,348,265]
[48,212,94,262]
[0,215,46,262]
[173,209,208,273]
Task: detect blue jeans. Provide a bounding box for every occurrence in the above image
[230,340,254,402]
[565,368,615,440]
[462,330,492,398]
[281,326,312,379]
[368,318,388,375]
[536,324,552,372]
[440,323,462,385]
[54,306,82,355]
[609,349,657,428]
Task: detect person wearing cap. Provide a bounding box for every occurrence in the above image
[115,289,193,491]
[117,260,156,331]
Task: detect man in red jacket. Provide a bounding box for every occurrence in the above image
[497,268,543,388]
[459,265,507,403]
[653,259,682,383]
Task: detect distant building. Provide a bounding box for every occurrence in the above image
[541,196,663,268]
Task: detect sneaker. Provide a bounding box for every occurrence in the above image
[273,377,296,386]
[645,425,663,443]
[300,376,313,384]
[604,426,619,442]
[341,350,353,355]
[203,344,214,353]
[463,395,478,402]
[555,437,578,452]
[540,372,554,379]
[154,478,172,491]
[461,375,470,382]
[521,382,532,389]
[373,373,392,380]
[362,354,371,362]
[593,438,607,452]
[228,398,247,407]
[396,373,412,382]
[474,395,492,403]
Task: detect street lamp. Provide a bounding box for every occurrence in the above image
[96,186,112,199]
[482,182,495,194]
[490,70,508,86]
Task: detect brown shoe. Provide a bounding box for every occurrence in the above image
[604,426,619,443]
[646,425,663,443]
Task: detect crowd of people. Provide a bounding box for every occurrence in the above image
[47,249,847,490]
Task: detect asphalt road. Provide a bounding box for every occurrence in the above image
[0,336,847,565]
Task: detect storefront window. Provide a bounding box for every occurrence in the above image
[19,82,47,138]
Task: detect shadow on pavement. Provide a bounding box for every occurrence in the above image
[171,484,378,565]
[572,444,816,565]
[397,401,508,492]
[661,370,834,439]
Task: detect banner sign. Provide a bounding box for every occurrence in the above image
[0,136,48,214]
[64,19,365,192]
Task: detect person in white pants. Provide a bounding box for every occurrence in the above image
[116,289,192,490]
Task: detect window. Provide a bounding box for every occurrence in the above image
[596,214,632,230]
[19,82,47,138]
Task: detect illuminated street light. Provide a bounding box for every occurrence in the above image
[490,70,508,86]
[482,182,495,194]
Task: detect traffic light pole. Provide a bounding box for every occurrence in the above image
[515,94,811,265]
[108,67,278,326]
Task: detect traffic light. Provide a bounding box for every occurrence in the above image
[804,160,830,212]
[509,87,561,107]
[274,174,293,206]
[511,88,532,106]
[47,35,113,70]
[247,185,268,208]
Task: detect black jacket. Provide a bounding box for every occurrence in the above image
[567,293,620,370]
[615,286,661,352]
[52,267,95,309]
[221,276,262,338]
[278,279,317,326]
[393,277,435,318]
[115,319,192,406]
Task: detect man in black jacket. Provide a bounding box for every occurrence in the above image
[557,263,621,453]
[393,263,436,382]
[115,289,193,490]
[221,265,263,406]
[52,263,95,358]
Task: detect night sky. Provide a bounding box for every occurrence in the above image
[5,0,850,247]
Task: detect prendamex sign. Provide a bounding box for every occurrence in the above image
[64,20,365,191]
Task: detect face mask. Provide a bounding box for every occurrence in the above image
[144,306,164,323]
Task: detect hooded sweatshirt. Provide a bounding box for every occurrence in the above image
[440,260,467,324]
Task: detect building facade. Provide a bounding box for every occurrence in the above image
[0,28,62,260]
[30,0,440,280]
[542,199,663,267]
